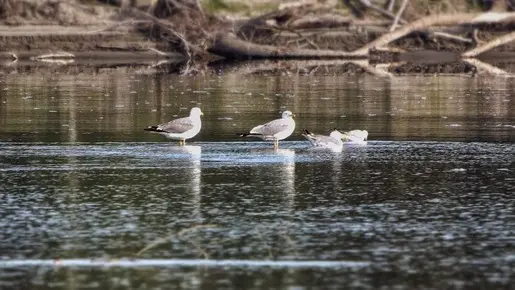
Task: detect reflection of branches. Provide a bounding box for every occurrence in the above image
[252,222,298,259]
[136,224,217,257]
[210,59,397,77]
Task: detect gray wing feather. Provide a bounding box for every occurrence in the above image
[250,118,289,136]
[305,134,339,146]
[158,116,194,134]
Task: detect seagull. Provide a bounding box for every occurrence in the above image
[238,110,295,149]
[342,129,368,145]
[302,129,344,151]
[144,107,203,145]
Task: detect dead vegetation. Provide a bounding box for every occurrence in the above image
[2,0,515,76]
[0,0,115,25]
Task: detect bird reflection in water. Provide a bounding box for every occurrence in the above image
[167,145,202,222]
[278,149,296,211]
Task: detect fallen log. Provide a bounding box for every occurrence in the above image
[207,33,359,59]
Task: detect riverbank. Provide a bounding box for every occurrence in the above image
[2,0,515,76]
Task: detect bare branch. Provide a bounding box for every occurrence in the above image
[359,0,407,24]
[352,13,480,56]
[462,30,515,58]
[387,0,395,12]
[431,31,473,43]
[463,58,511,76]
[390,0,408,32]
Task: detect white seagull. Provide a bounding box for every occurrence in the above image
[144,107,203,145]
[302,129,345,151]
[238,110,296,149]
[342,129,368,145]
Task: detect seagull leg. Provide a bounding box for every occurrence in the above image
[178,140,184,146]
[274,139,278,149]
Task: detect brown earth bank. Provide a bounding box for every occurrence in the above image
[1,0,515,76]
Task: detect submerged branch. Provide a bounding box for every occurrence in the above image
[136,224,217,257]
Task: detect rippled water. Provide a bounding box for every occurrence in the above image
[0,73,514,289]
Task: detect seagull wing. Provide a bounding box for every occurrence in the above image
[156,116,194,134]
[250,118,289,136]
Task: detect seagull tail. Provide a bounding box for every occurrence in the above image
[237,133,263,137]
[302,129,314,136]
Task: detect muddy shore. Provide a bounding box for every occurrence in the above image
[1,1,515,76]
[2,24,514,76]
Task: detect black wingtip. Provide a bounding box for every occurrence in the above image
[303,129,312,135]
[144,126,163,132]
[237,133,263,137]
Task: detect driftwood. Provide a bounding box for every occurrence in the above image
[207,33,357,59]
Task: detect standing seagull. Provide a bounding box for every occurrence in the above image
[302,129,345,151]
[238,110,295,149]
[144,107,203,145]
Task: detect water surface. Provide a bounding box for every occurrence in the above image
[0,73,514,289]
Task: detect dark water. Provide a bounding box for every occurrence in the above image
[0,73,514,289]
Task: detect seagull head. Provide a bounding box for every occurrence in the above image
[361,130,369,140]
[190,107,204,118]
[282,110,294,118]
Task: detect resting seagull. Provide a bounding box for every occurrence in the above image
[238,110,295,149]
[302,129,344,151]
[144,107,203,145]
[342,129,368,145]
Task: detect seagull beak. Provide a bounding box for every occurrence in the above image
[292,113,296,117]
[201,111,204,116]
